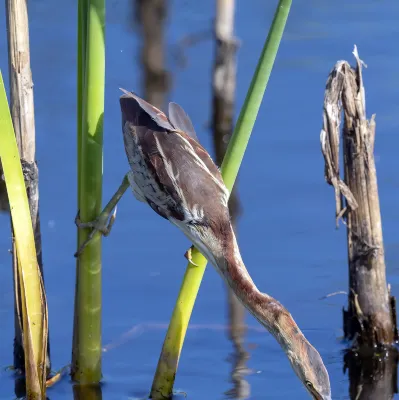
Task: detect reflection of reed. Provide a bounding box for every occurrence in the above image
[344,348,398,400]
[13,375,26,399]
[224,298,250,399]
[211,1,249,398]
[73,383,103,400]
[133,0,170,110]
[224,225,250,399]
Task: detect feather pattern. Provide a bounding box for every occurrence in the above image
[120,90,229,227]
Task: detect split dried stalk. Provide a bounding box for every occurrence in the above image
[5,0,50,376]
[0,71,48,398]
[320,45,397,347]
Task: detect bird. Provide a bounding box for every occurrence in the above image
[119,90,331,400]
[77,89,332,400]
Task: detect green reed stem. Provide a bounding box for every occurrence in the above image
[72,0,105,384]
[0,71,47,397]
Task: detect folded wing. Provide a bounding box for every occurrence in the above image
[120,91,229,227]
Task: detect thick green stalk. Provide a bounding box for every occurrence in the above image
[77,0,88,200]
[0,71,47,397]
[150,0,292,398]
[72,0,88,379]
[72,0,105,384]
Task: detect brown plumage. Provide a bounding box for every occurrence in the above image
[119,90,331,400]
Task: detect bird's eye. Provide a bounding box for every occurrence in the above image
[305,381,323,400]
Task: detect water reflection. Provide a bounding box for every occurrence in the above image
[12,375,50,400]
[133,0,170,110]
[209,2,249,396]
[344,347,399,400]
[13,375,26,399]
[224,304,250,399]
[73,383,102,400]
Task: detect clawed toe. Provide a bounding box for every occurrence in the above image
[74,208,117,235]
[74,206,118,257]
[184,247,200,267]
[74,210,95,230]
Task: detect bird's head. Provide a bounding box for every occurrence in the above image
[286,337,331,400]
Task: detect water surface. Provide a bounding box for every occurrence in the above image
[0,1,398,399]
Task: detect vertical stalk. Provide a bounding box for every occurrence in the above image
[320,46,398,400]
[77,0,88,203]
[0,71,47,398]
[72,0,88,368]
[320,49,397,347]
[5,0,51,375]
[150,1,292,398]
[72,0,105,384]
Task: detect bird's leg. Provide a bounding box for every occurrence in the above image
[74,173,130,257]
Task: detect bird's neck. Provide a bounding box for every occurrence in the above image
[214,226,306,354]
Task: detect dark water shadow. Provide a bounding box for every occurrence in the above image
[13,374,26,399]
[13,375,50,400]
[73,383,103,400]
[344,346,399,400]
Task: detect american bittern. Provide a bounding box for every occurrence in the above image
[76,91,332,400]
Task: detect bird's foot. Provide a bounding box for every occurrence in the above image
[74,207,117,257]
[184,247,200,267]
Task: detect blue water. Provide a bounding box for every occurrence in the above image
[1,0,399,399]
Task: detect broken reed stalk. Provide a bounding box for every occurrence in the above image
[0,71,48,398]
[134,0,169,110]
[72,0,105,383]
[5,0,51,376]
[211,1,249,398]
[150,1,292,398]
[320,46,398,348]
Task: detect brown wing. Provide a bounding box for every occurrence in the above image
[120,92,229,226]
[176,130,226,191]
[147,130,229,226]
